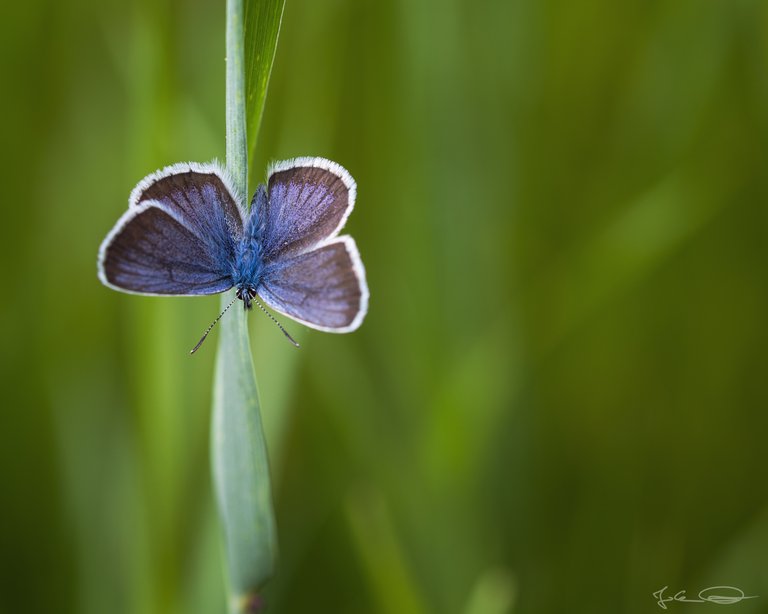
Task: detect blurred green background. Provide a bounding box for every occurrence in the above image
[2,0,768,612]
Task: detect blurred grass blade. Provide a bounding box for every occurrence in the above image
[462,569,517,614]
[345,489,428,614]
[213,0,285,611]
[245,0,285,192]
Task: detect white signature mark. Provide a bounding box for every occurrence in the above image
[653,586,758,609]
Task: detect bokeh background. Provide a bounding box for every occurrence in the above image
[2,0,768,612]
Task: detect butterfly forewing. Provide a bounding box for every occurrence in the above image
[131,162,244,247]
[258,158,356,262]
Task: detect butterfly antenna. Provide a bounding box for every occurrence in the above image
[253,298,300,347]
[190,295,239,354]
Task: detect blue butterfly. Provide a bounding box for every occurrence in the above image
[98,157,369,352]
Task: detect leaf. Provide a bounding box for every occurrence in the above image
[212,0,286,611]
[245,0,286,193]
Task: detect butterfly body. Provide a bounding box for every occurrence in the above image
[99,157,368,339]
[231,209,266,306]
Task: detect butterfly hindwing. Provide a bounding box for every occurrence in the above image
[257,236,368,332]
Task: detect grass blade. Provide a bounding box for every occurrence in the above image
[212,0,286,611]
[212,302,275,611]
[245,0,285,192]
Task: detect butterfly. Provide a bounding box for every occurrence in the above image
[98,157,369,352]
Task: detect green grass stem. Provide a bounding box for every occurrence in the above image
[212,0,285,611]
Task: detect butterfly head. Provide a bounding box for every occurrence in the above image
[235,285,258,310]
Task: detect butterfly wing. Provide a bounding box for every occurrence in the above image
[257,236,368,332]
[98,163,241,296]
[256,157,356,262]
[130,161,244,250]
[252,158,368,332]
